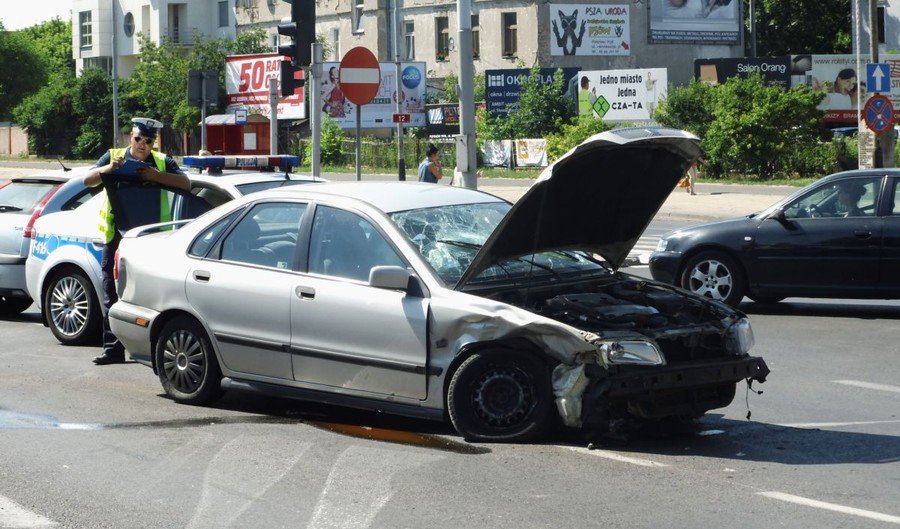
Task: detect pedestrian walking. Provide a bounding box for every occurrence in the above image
[418,143,444,183]
[82,118,190,365]
[685,159,699,195]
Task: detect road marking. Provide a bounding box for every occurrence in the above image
[833,380,900,394]
[758,491,900,524]
[565,446,668,468]
[778,420,900,429]
[0,494,57,527]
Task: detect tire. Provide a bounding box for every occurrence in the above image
[0,297,33,317]
[43,269,101,345]
[155,316,222,405]
[447,351,553,443]
[748,295,784,304]
[680,251,746,307]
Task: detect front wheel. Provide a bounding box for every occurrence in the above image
[680,251,745,307]
[43,269,101,345]
[447,351,553,443]
[155,316,222,405]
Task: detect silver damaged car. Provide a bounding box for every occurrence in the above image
[110,128,769,442]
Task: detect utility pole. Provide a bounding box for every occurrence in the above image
[111,0,120,147]
[310,42,323,178]
[268,77,278,155]
[456,0,477,189]
[748,0,756,58]
[394,0,406,180]
[869,0,896,167]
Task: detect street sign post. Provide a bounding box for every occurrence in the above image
[864,94,895,134]
[339,47,381,180]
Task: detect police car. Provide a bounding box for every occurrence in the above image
[26,155,322,345]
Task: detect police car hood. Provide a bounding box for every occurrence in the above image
[456,128,701,288]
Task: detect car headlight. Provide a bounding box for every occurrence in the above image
[655,238,669,251]
[725,318,755,355]
[598,340,665,366]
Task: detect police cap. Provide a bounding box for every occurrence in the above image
[131,117,164,139]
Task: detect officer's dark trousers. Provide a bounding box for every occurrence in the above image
[101,236,125,357]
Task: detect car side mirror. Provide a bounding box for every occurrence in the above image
[369,265,411,291]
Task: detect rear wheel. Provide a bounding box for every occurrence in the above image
[680,251,745,307]
[447,351,553,443]
[155,316,222,405]
[43,269,101,345]
[0,297,32,316]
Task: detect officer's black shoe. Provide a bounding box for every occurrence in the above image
[93,352,126,365]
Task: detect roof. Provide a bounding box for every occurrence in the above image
[202,114,269,125]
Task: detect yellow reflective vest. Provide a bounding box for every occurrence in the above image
[98,148,172,243]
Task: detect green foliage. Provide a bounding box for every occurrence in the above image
[751,0,851,55]
[443,74,459,103]
[505,67,575,139]
[545,117,614,162]
[304,116,345,165]
[18,18,74,77]
[654,79,716,139]
[0,28,47,120]
[12,73,77,155]
[232,27,270,55]
[474,72,486,102]
[476,107,513,140]
[72,68,114,158]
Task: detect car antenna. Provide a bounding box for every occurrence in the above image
[56,157,71,172]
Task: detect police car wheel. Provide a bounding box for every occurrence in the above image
[155,316,223,405]
[44,269,101,346]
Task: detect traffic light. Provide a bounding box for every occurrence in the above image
[280,60,303,97]
[278,0,315,67]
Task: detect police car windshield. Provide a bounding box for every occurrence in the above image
[235,180,311,195]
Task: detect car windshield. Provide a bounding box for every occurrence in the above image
[0,181,57,214]
[390,202,609,285]
[235,179,311,195]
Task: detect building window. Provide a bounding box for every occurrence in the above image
[331,28,340,59]
[352,0,364,33]
[79,11,93,48]
[269,31,278,51]
[404,21,415,60]
[435,16,449,61]
[83,56,112,75]
[502,12,517,57]
[877,6,885,44]
[123,12,134,37]
[472,15,480,59]
[218,1,229,27]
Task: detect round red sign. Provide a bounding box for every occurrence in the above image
[338,47,381,106]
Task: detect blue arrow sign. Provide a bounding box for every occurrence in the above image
[867,63,891,93]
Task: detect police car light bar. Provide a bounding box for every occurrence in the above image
[183,155,300,171]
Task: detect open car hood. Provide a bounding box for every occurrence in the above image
[456,128,701,289]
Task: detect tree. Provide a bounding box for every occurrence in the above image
[749,0,851,55]
[0,22,47,120]
[72,68,114,158]
[654,79,716,139]
[19,18,74,77]
[505,67,575,139]
[12,74,78,155]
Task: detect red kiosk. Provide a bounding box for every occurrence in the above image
[201,113,271,155]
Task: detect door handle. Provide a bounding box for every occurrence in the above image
[853,230,872,239]
[193,270,211,282]
[295,286,316,299]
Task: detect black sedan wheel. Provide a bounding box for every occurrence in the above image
[448,351,553,442]
[155,316,222,405]
[0,297,32,317]
[681,251,745,307]
[44,269,101,345]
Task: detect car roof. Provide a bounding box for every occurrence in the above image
[185,169,324,187]
[258,181,506,213]
[11,166,92,184]
[819,169,900,180]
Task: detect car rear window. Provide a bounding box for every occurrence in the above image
[0,181,58,214]
[235,180,309,195]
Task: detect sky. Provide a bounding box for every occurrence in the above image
[1,0,72,30]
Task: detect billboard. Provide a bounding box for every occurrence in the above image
[225,53,305,120]
[318,62,426,129]
[649,0,740,44]
[485,68,580,119]
[549,4,630,56]
[577,68,668,121]
[793,54,900,123]
[694,57,791,88]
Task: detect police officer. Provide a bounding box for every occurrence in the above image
[83,118,190,365]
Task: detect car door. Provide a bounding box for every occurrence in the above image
[185,202,307,380]
[290,204,429,400]
[880,176,900,295]
[751,176,883,297]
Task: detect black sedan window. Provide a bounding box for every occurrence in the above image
[783,177,882,219]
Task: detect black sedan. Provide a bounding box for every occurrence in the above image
[649,169,900,306]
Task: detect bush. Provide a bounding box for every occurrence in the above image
[304,116,344,165]
[654,78,716,139]
[545,117,613,162]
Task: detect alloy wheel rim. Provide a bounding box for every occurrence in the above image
[472,366,534,428]
[162,330,206,394]
[49,277,89,337]
[687,259,733,301]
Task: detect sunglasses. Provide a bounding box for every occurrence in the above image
[132,136,155,145]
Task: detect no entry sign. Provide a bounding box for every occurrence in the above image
[339,47,381,106]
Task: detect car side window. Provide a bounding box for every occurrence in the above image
[191,185,231,208]
[783,177,881,219]
[61,186,103,211]
[892,180,900,215]
[189,210,241,258]
[308,206,405,282]
[220,202,307,269]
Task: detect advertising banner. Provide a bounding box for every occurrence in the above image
[515,139,549,167]
[694,57,791,88]
[318,62,427,129]
[649,0,740,44]
[481,140,513,167]
[549,4,630,56]
[577,68,668,121]
[793,54,900,123]
[225,54,305,120]
[485,68,580,119]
